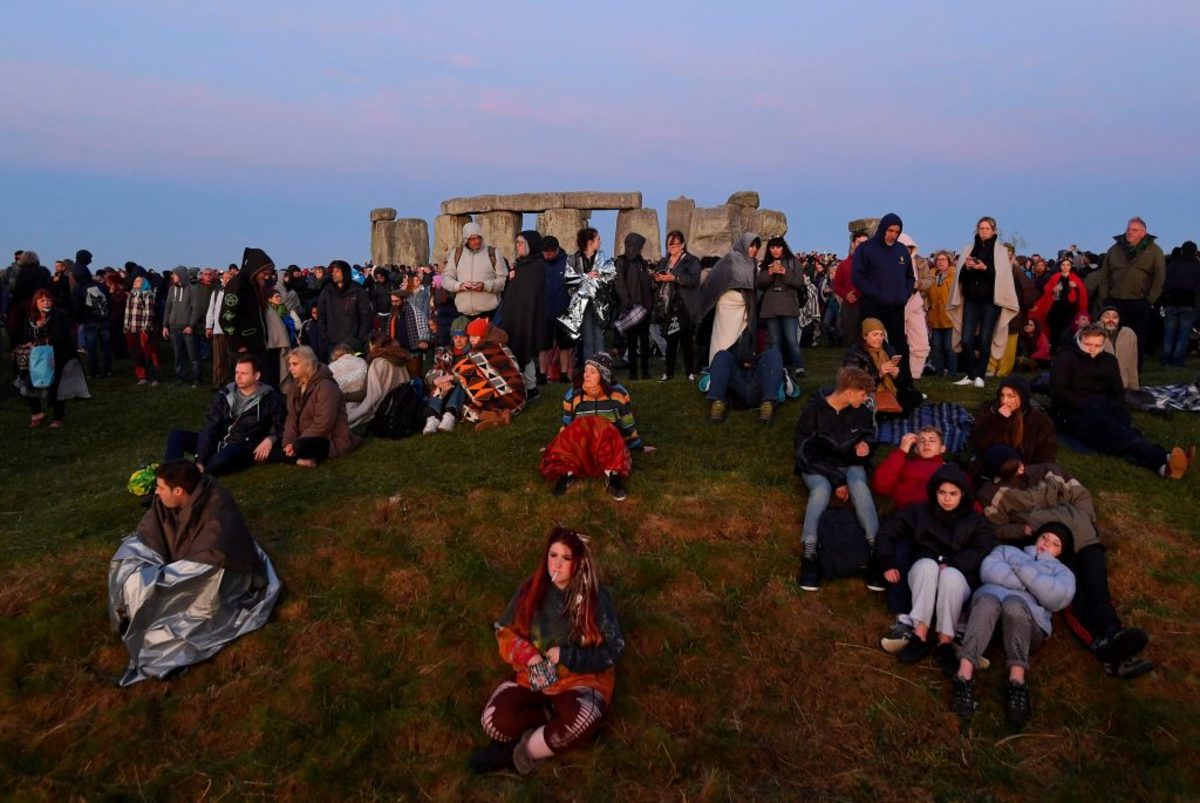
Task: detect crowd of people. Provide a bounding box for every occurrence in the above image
[7,212,1199,774]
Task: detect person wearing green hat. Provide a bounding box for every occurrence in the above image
[422,316,472,434]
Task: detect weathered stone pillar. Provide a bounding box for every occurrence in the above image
[434,214,472,264]
[849,218,880,240]
[370,209,397,266]
[726,190,760,209]
[478,211,522,265]
[614,208,662,262]
[536,208,590,251]
[687,206,740,258]
[393,218,430,266]
[666,196,695,241]
[750,209,788,240]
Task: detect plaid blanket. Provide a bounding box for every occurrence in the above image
[876,402,975,455]
[1128,380,1200,412]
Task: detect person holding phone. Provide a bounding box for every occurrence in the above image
[949,217,1020,388]
[755,236,806,379]
[842,317,923,420]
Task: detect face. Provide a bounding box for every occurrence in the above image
[845,388,870,408]
[590,234,602,251]
[769,244,784,258]
[154,478,188,509]
[516,238,528,258]
[467,235,483,250]
[391,294,404,308]
[865,329,886,350]
[36,295,53,313]
[451,334,469,351]
[977,220,996,239]
[233,361,260,389]
[914,433,945,459]
[1034,258,1047,275]
[850,235,868,255]
[330,267,344,284]
[468,334,482,347]
[542,248,559,261]
[287,356,308,380]
[666,238,684,254]
[582,364,600,387]
[936,482,963,512]
[747,243,760,260]
[1035,531,1064,557]
[269,292,282,306]
[1100,310,1120,331]
[883,225,901,246]
[935,254,951,271]
[1125,220,1147,246]
[1080,335,1106,358]
[547,542,575,588]
[999,387,1022,410]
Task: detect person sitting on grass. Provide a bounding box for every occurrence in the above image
[874,465,994,674]
[794,366,879,592]
[163,354,285,476]
[539,353,651,503]
[421,316,471,435]
[951,527,1076,727]
[841,317,923,421]
[967,377,1057,482]
[108,460,281,686]
[453,317,527,431]
[282,346,359,467]
[871,426,948,651]
[470,527,624,776]
[327,341,369,404]
[346,334,411,429]
[976,446,1154,680]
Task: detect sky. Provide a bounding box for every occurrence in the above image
[2,1,1198,269]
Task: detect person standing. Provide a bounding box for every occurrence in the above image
[162,267,204,386]
[442,221,508,321]
[614,233,655,381]
[1159,241,1200,367]
[1098,217,1166,365]
[756,236,806,379]
[834,231,869,349]
[949,216,1019,388]
[850,214,914,384]
[653,230,702,381]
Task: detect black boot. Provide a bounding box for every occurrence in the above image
[469,740,516,774]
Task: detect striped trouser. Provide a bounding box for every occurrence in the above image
[480,681,606,752]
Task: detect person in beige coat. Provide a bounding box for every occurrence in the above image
[899,233,932,378]
[948,217,1020,388]
[346,336,411,428]
[283,346,359,467]
[442,221,509,318]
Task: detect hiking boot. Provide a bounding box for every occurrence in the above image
[797,557,820,591]
[898,632,933,664]
[1102,656,1155,680]
[758,400,774,424]
[950,675,977,719]
[1092,627,1148,663]
[422,416,439,435]
[469,739,516,774]
[552,474,575,497]
[1004,680,1031,728]
[934,642,959,676]
[709,399,728,424]
[606,473,628,502]
[880,621,914,654]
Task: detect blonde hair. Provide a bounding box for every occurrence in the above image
[288,345,320,383]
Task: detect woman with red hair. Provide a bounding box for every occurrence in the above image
[470,527,624,775]
[17,289,84,427]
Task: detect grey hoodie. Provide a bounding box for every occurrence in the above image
[163,266,205,330]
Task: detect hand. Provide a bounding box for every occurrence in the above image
[854,441,870,458]
[998,402,1014,418]
[183,326,193,335]
[545,647,561,664]
[417,341,429,350]
[835,485,849,502]
[882,362,899,377]
[899,433,918,453]
[283,443,296,457]
[846,291,858,303]
[195,463,204,473]
[1024,525,1033,536]
[526,653,544,667]
[587,271,599,279]
[884,569,901,584]
[770,265,785,275]
[642,444,657,453]
[254,438,273,462]
[161,327,169,339]
[205,328,213,339]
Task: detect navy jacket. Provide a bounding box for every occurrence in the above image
[851,212,915,306]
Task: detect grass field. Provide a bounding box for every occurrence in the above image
[1,346,1198,801]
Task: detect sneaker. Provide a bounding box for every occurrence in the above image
[606,473,628,502]
[1092,627,1148,663]
[469,740,516,774]
[797,557,820,591]
[757,400,774,424]
[880,622,914,654]
[150,380,159,387]
[793,368,806,380]
[953,376,974,386]
[658,374,671,382]
[898,632,933,664]
[137,379,149,386]
[687,373,696,382]
[437,412,457,432]
[951,675,977,718]
[1004,680,1031,728]
[709,399,728,424]
[973,377,985,389]
[933,642,959,676]
[527,386,541,402]
[1102,656,1155,680]
[552,473,575,497]
[422,416,440,435]
[864,565,886,592]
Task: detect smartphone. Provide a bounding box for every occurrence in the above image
[890,355,902,364]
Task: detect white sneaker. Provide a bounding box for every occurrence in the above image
[973,377,985,388]
[953,376,974,386]
[422,416,439,435]
[437,412,457,432]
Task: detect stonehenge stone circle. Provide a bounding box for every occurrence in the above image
[537,208,591,251]
[666,196,695,240]
[433,214,472,263]
[614,208,662,262]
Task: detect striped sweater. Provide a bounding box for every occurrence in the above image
[561,385,642,449]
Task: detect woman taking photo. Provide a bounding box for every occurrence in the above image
[470,527,624,776]
[653,230,702,381]
[18,289,87,427]
[949,217,1019,388]
[756,236,806,379]
[282,346,359,467]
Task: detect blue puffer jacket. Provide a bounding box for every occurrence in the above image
[974,544,1076,636]
[851,212,915,306]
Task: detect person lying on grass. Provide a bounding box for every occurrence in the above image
[470,527,625,776]
[873,464,994,673]
[951,527,1076,727]
[539,352,653,503]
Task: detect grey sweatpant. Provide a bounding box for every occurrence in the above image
[908,558,971,639]
[959,593,1046,671]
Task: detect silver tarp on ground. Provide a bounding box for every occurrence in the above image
[107,534,281,687]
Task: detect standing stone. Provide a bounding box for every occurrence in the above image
[733,205,754,241]
[687,206,740,258]
[478,211,523,265]
[371,208,397,222]
[393,218,430,267]
[442,195,498,215]
[666,196,695,240]
[750,210,788,240]
[434,214,472,263]
[372,220,397,266]
[561,191,642,211]
[614,209,661,262]
[537,208,590,251]
[726,191,760,209]
[848,218,880,239]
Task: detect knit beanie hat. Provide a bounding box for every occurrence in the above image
[861,317,886,337]
[466,318,491,338]
[450,316,470,337]
[1033,522,1076,558]
[584,352,613,384]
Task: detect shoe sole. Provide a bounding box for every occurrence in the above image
[880,636,911,654]
[1106,629,1149,662]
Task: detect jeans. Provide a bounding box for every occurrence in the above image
[1160,306,1195,366]
[959,298,1000,380]
[79,322,112,376]
[580,307,605,365]
[427,385,466,417]
[164,428,257,476]
[169,328,201,384]
[908,558,971,638]
[706,347,783,406]
[928,327,957,374]
[764,316,805,370]
[800,466,879,556]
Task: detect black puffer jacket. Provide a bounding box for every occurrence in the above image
[195,382,287,465]
[318,277,373,349]
[793,390,877,484]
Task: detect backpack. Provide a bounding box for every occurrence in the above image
[453,245,497,273]
[83,285,109,322]
[817,506,871,580]
[369,381,425,439]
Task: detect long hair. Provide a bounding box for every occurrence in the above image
[760,236,794,267]
[514,527,603,646]
[29,288,54,321]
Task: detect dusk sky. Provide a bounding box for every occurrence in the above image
[3,1,1197,269]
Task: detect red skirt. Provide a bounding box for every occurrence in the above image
[539,417,632,480]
